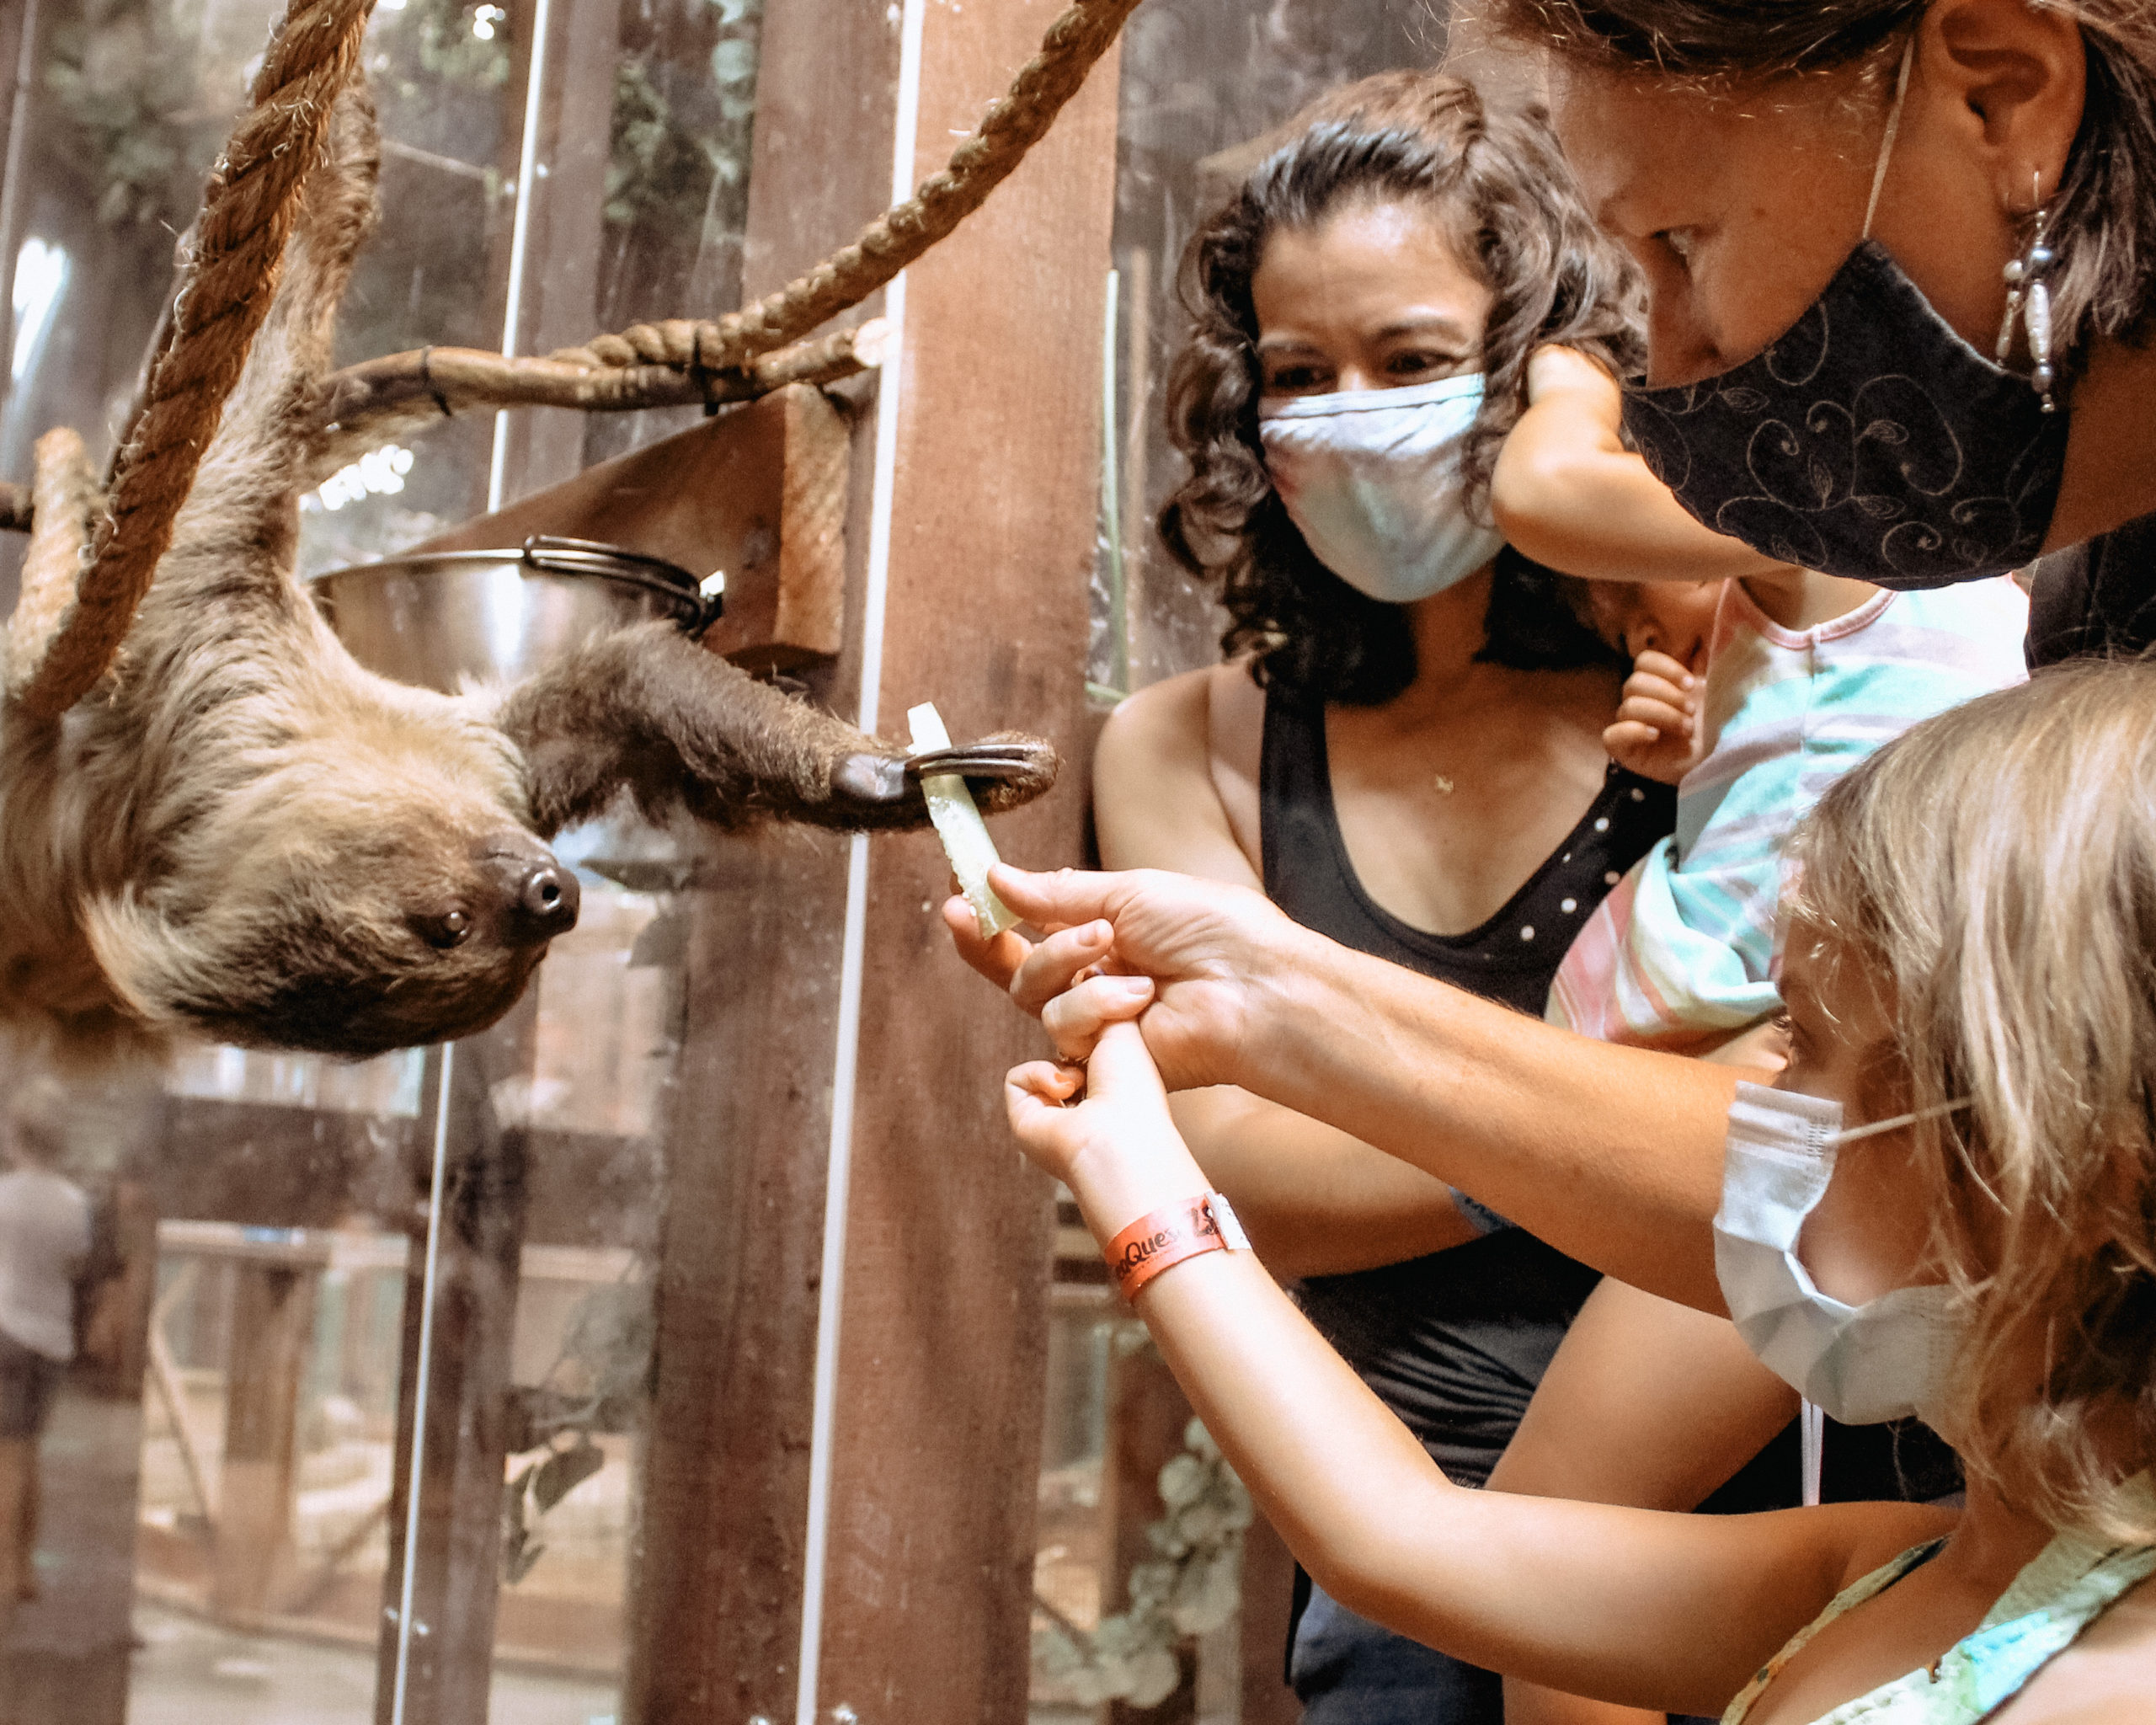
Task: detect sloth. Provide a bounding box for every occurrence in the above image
[1,84,1056,1060]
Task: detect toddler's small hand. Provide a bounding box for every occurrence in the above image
[1604,649,1701,784]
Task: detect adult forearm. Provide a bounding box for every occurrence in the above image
[1232,925,1736,1310]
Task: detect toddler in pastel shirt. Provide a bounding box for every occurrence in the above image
[1547,575,2031,1050]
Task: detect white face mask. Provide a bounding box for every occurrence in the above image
[1714,1081,1971,1430]
[1258,374,1506,606]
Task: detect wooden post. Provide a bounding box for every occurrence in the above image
[211,1263,318,1616]
[618,0,899,1716]
[616,0,1118,1716]
[622,835,855,1722]
[1239,1515,1303,1725]
[808,0,1120,1713]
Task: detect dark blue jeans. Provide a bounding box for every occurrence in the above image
[1289,1578,1502,1724]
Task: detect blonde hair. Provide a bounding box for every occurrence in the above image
[1787,660,2156,1541]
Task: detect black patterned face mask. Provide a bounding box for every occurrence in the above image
[1620,242,2069,586]
[1618,35,2070,588]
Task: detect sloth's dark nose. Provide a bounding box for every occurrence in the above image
[477,833,581,943]
[512,862,579,937]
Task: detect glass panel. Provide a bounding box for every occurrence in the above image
[0,0,772,1717]
[1059,2,1449,1717]
[1091,0,1435,698]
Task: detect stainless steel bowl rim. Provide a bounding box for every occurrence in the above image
[312,537,718,632]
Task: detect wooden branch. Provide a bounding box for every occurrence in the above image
[306,318,887,483]
[1,320,890,534]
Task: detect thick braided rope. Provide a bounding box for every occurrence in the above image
[553,0,1142,372]
[14,0,373,718]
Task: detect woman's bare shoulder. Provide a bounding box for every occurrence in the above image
[1094,666,1261,882]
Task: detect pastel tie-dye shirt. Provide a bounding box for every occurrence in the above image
[1546,577,2030,1050]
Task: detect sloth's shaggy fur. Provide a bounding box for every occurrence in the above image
[1,85,1055,1059]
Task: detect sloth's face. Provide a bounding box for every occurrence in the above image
[84,729,583,1056]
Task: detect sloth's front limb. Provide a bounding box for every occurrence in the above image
[499,622,1059,836]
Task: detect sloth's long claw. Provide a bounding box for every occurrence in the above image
[830,733,1059,818]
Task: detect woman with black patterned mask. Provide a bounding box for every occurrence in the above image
[1513,0,2156,658]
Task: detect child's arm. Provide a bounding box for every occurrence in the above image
[1006,1026,1943,1716]
[1490,347,1787,584]
[1604,649,1705,784]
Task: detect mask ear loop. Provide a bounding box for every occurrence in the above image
[1861,32,1918,242]
[1830,1095,1971,1146]
[1800,1400,1825,1508]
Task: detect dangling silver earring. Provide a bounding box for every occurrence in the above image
[1999,179,2059,413]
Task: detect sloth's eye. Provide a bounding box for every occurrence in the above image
[419,909,472,950]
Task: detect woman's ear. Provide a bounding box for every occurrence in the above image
[1925,0,2087,200]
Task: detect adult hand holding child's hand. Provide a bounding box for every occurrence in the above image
[1004,1021,1195,1207]
[942,864,1301,1090]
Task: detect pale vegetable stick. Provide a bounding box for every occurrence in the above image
[908,702,1019,939]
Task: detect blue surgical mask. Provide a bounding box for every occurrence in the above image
[1258,374,1506,605]
[1714,1081,1970,1430]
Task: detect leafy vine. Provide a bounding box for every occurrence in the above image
[1033,1413,1253,1709]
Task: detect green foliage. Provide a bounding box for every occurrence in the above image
[392,0,511,96]
[603,0,760,236]
[498,1279,652,1586]
[604,61,706,228]
[1032,1416,1253,1708]
[501,1436,606,1583]
[44,0,202,228]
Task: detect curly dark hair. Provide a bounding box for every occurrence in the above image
[1492,1,2156,357]
[1157,71,1645,706]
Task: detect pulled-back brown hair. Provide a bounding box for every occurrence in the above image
[1493,1,2156,355]
[1157,71,1641,705]
[1786,659,2156,1541]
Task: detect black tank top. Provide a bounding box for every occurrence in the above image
[1259,684,1675,1485]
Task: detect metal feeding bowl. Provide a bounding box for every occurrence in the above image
[312,534,723,694]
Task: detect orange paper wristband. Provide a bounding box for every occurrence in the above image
[1106,1192,1250,1298]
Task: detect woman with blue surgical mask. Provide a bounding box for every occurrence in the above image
[1093,70,1920,1725]
[1010,662,2156,1725]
